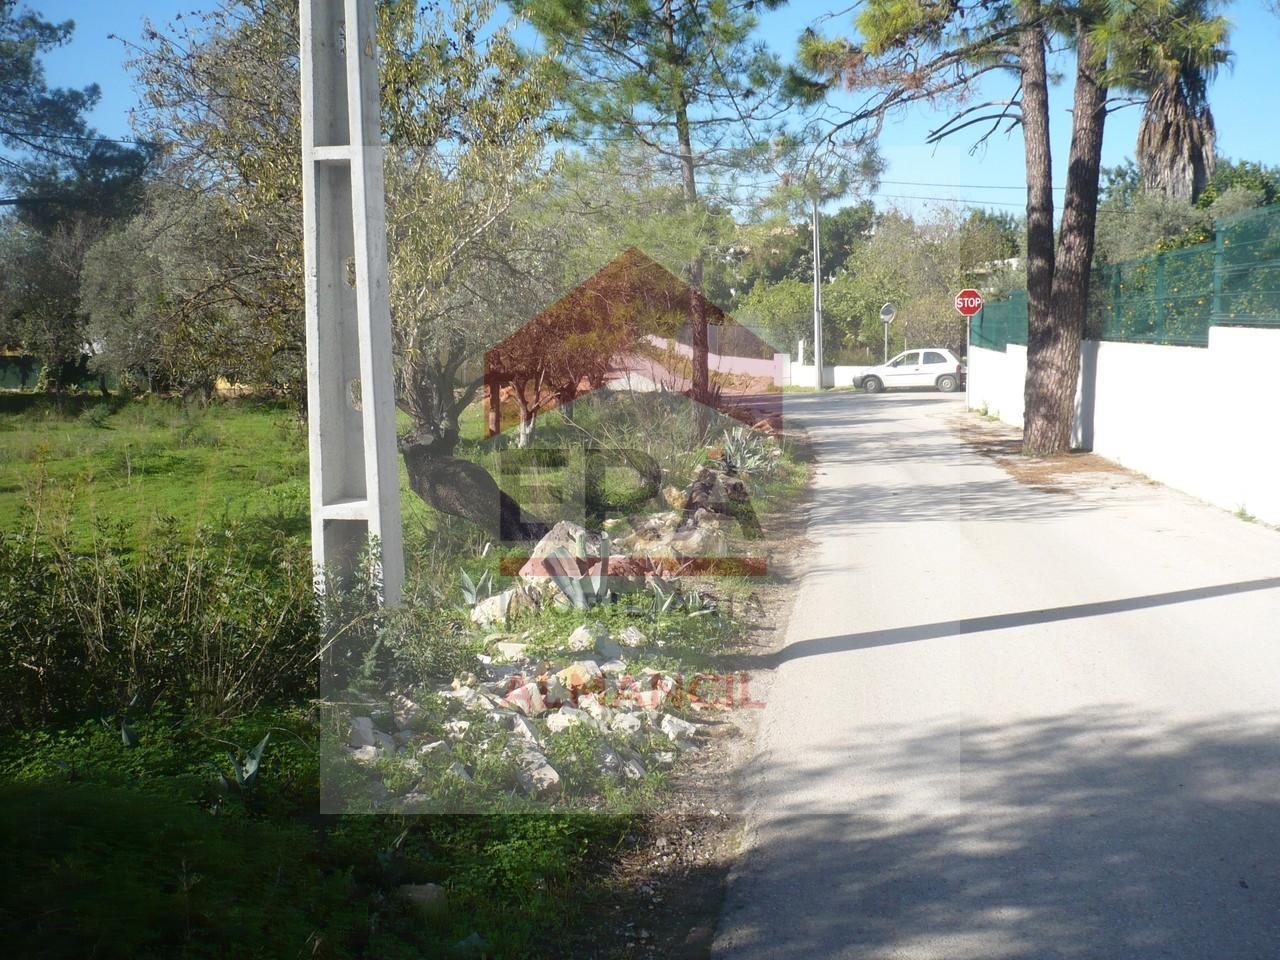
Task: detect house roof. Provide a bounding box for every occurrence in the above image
[483,247,739,380]
[482,247,782,438]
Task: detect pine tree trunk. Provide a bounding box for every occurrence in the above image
[1024,22,1107,456]
[665,0,709,413]
[1019,14,1054,366]
[688,252,709,405]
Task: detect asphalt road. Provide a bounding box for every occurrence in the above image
[714,391,1280,960]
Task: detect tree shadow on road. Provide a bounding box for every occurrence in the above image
[717,706,1280,959]
[724,576,1280,673]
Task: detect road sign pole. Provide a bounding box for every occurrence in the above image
[966,311,973,409]
[953,290,984,412]
[811,194,824,389]
[878,302,896,365]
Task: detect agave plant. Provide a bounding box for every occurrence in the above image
[682,588,718,617]
[646,576,682,616]
[546,531,612,610]
[222,733,271,792]
[458,567,494,606]
[720,425,778,478]
[100,692,142,749]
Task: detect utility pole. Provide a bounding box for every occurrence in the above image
[299,0,404,604]
[811,193,825,389]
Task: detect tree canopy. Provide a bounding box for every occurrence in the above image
[793,0,1231,454]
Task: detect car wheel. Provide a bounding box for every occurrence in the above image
[936,375,958,393]
[862,376,884,394]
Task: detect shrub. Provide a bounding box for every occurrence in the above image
[0,780,365,960]
[1,705,320,821]
[0,525,318,727]
[380,605,482,686]
[77,403,114,429]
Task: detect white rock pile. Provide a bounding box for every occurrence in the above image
[470,468,747,626]
[340,620,707,805]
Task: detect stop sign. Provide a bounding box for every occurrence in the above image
[954,289,984,316]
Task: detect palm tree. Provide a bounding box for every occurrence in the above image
[1137,73,1215,200]
[1102,1,1232,202]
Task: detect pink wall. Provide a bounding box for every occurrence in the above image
[644,336,782,380]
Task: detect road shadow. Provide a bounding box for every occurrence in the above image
[722,576,1280,672]
[778,393,1102,527]
[717,706,1280,959]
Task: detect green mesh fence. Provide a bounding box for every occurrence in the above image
[1095,241,1217,346]
[971,290,1027,352]
[971,204,1280,351]
[1216,205,1280,329]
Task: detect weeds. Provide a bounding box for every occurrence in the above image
[78,403,115,429]
[0,522,317,727]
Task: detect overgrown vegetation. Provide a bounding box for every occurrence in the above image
[5,0,1255,952]
[0,391,805,955]
[0,524,316,728]
[0,704,632,958]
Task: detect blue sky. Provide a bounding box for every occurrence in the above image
[31,1,1280,217]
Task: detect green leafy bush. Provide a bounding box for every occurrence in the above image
[0,781,365,960]
[77,403,115,429]
[0,526,318,728]
[380,604,482,686]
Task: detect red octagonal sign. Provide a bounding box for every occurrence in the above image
[954,289,984,317]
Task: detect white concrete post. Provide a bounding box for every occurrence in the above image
[300,0,404,604]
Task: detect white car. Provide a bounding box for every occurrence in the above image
[856,349,967,393]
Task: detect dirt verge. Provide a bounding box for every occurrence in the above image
[949,410,1150,495]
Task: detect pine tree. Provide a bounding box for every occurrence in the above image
[512,0,797,410]
[797,0,1229,455]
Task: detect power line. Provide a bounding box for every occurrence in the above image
[24,128,1060,197]
[12,131,151,146]
[873,192,1027,208]
[879,178,1065,192]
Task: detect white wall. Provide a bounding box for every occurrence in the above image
[968,327,1280,525]
[966,344,1027,424]
[833,365,873,387]
[779,359,872,388]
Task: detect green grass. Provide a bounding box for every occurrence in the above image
[1,394,311,548]
[0,393,460,560]
[0,705,632,959]
[3,390,805,550]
